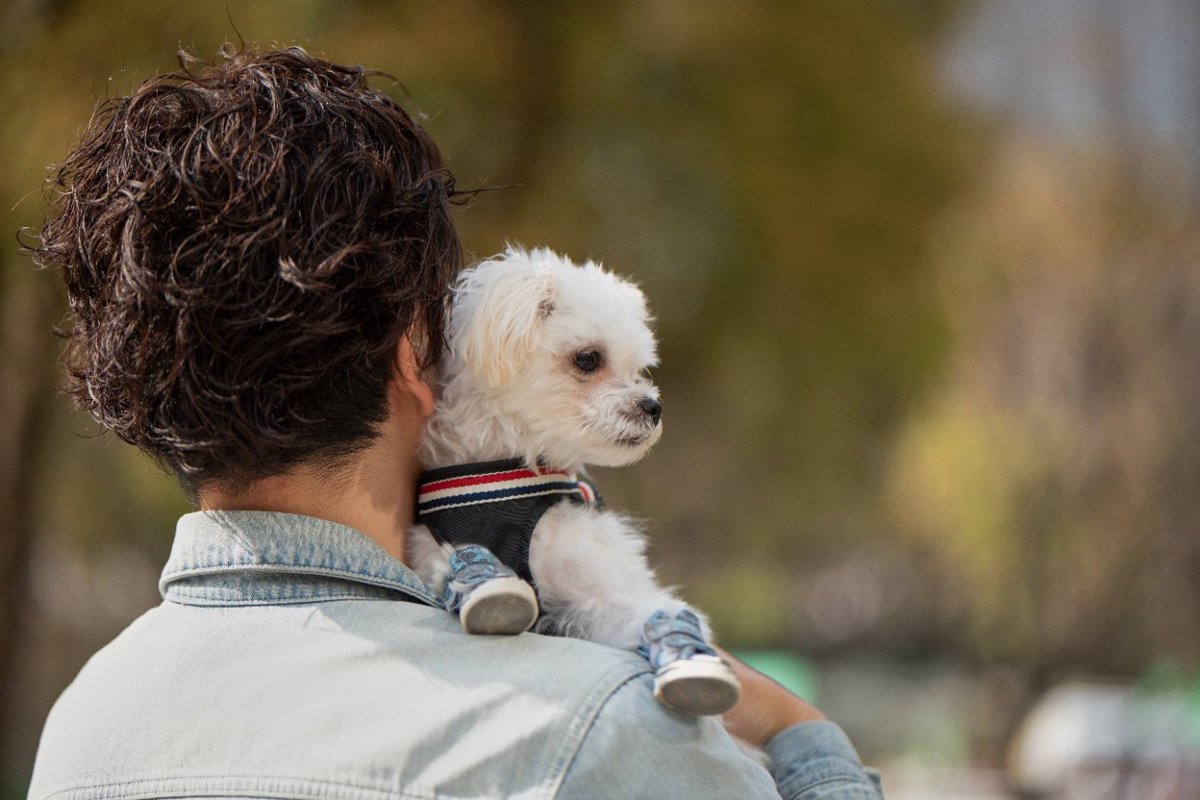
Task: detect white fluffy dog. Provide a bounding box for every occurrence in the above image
[408,246,740,715]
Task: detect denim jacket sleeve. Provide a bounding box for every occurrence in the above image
[558,672,883,799]
[765,722,885,799]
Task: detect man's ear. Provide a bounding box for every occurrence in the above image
[394,334,435,419]
[453,260,557,389]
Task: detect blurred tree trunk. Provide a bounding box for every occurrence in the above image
[488,0,576,229]
[0,268,56,744]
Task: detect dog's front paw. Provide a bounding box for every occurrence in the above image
[459,575,539,635]
[444,544,539,635]
[644,609,742,716]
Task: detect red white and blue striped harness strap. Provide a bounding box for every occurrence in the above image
[417,458,597,515]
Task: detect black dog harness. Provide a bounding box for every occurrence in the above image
[416,458,602,582]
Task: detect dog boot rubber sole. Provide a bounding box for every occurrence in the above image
[459,575,539,635]
[653,656,742,716]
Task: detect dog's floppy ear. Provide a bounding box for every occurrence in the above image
[452,250,557,388]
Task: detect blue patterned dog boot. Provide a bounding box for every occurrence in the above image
[444,545,538,635]
[644,608,741,715]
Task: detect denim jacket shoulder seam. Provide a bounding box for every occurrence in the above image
[543,658,653,799]
[39,772,436,800]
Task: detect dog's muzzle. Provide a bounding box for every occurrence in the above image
[637,396,662,425]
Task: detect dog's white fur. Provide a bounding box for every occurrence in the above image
[408,246,703,650]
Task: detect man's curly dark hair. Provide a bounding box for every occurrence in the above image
[32,45,462,493]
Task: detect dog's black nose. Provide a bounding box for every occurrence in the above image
[638,396,662,424]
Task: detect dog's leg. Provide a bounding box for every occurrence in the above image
[530,502,741,715]
[408,524,539,635]
[528,503,700,650]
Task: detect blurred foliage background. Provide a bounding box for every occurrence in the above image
[2,1,1199,797]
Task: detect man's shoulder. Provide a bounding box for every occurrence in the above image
[31,599,657,800]
[61,597,657,735]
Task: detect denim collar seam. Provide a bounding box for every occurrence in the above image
[163,593,403,608]
[159,563,442,607]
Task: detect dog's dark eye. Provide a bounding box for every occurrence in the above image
[573,350,602,373]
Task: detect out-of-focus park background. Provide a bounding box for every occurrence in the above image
[3,1,1200,797]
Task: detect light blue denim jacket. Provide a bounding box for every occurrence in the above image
[29,511,882,800]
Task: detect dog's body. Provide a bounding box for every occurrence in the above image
[407,247,702,653]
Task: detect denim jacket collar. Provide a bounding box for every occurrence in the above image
[159,510,443,608]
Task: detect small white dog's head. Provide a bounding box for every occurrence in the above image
[440,246,662,470]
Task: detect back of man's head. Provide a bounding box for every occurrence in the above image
[34,45,461,495]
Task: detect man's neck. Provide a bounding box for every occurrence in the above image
[198,429,421,563]
[197,346,433,564]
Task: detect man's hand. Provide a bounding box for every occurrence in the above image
[716,647,826,747]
